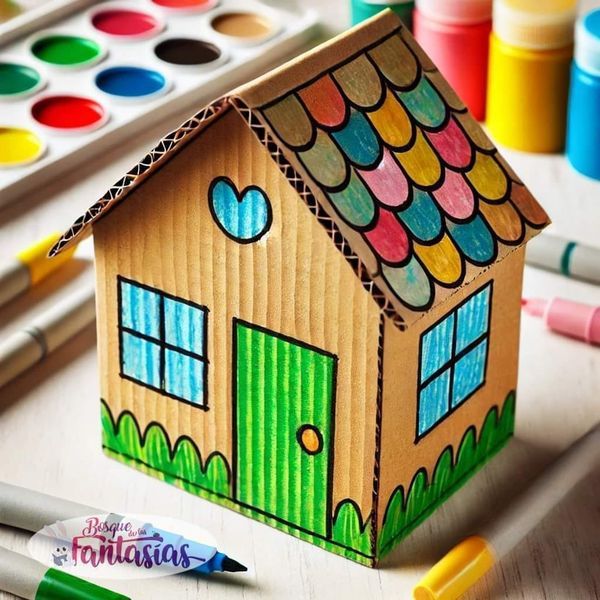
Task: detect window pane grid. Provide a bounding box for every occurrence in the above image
[417,283,492,439]
[118,277,208,409]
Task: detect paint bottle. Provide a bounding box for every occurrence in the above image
[413,0,492,121]
[350,0,414,30]
[486,0,577,153]
[566,9,600,180]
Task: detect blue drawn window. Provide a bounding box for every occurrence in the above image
[417,282,492,439]
[118,277,208,409]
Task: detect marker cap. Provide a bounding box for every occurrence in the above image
[493,0,577,50]
[575,9,600,76]
[412,535,495,600]
[415,0,492,25]
[16,232,77,284]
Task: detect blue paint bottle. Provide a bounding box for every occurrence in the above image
[350,0,414,29]
[566,9,600,180]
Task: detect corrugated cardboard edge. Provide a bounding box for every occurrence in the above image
[49,97,231,257]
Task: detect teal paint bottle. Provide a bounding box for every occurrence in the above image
[350,0,414,29]
[566,8,600,180]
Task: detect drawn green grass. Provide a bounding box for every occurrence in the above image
[378,392,516,558]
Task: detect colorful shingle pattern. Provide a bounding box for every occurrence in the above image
[260,30,548,312]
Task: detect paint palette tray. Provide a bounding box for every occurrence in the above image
[0,0,318,206]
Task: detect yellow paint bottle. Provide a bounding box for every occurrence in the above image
[486,0,577,153]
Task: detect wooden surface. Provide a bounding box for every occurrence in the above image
[1,1,599,598]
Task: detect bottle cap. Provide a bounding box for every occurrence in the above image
[493,0,577,50]
[575,9,600,76]
[415,0,492,25]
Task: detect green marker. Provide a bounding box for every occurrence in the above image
[0,546,129,600]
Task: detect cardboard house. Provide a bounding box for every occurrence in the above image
[52,11,549,566]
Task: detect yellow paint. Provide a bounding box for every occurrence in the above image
[394,130,441,188]
[368,90,412,149]
[17,232,78,285]
[300,426,321,453]
[412,535,496,600]
[466,152,508,201]
[414,235,463,286]
[486,33,572,153]
[502,0,574,13]
[0,127,44,167]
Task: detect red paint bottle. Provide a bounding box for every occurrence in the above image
[413,0,492,121]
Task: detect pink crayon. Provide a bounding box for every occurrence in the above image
[522,297,600,346]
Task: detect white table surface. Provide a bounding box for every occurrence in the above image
[1,1,599,599]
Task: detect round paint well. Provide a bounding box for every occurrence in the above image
[91,8,163,40]
[30,33,105,69]
[31,95,108,134]
[210,11,278,44]
[95,66,169,101]
[154,37,223,67]
[0,62,45,100]
[0,127,45,168]
[150,0,217,12]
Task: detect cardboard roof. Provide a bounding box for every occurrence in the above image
[52,10,549,327]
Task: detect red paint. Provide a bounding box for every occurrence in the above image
[299,75,346,128]
[433,169,475,220]
[358,148,409,208]
[426,117,472,169]
[31,95,105,130]
[151,0,212,8]
[364,207,410,265]
[92,9,160,36]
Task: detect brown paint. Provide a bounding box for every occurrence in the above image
[154,38,221,65]
[211,11,272,39]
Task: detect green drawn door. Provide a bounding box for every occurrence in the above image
[234,320,336,537]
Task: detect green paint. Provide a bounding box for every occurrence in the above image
[35,568,129,600]
[378,392,516,558]
[101,401,230,497]
[31,35,102,66]
[331,501,373,556]
[328,169,376,227]
[0,62,40,96]
[234,322,335,537]
[101,398,374,566]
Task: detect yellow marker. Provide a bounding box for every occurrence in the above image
[414,422,600,600]
[0,232,78,308]
[486,0,577,153]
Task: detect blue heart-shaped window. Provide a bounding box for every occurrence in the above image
[208,177,272,243]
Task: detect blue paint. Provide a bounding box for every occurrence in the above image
[164,349,204,404]
[417,284,492,438]
[332,108,380,167]
[397,188,442,243]
[95,66,166,98]
[421,313,454,382]
[120,280,160,338]
[397,77,446,128]
[452,340,487,408]
[447,215,495,264]
[455,284,490,353]
[381,256,433,309]
[164,297,205,355]
[209,178,271,242]
[418,369,451,436]
[121,331,161,388]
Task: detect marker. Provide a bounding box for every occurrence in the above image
[0,232,78,308]
[0,481,247,575]
[413,421,600,600]
[0,284,96,388]
[522,296,600,346]
[0,545,130,600]
[526,233,600,285]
